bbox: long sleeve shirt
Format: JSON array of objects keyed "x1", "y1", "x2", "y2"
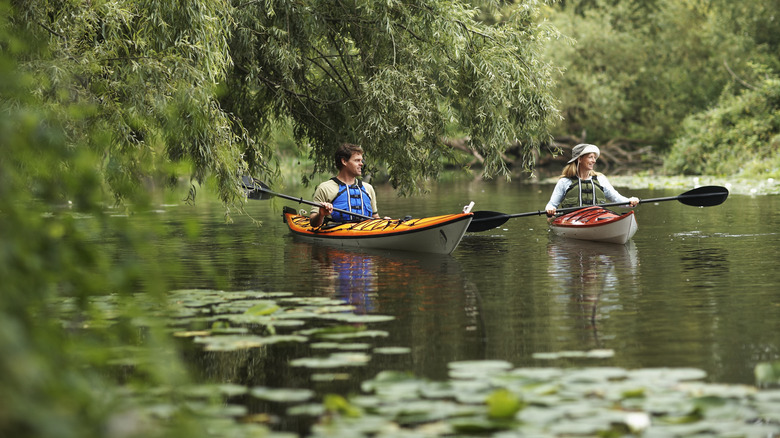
[{"x1": 545, "y1": 175, "x2": 630, "y2": 211}]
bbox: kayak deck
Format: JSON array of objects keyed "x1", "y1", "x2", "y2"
[
  {"x1": 550, "y1": 206, "x2": 638, "y2": 244},
  {"x1": 282, "y1": 208, "x2": 473, "y2": 254}
]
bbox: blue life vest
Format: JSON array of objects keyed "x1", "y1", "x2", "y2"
[{"x1": 329, "y1": 177, "x2": 374, "y2": 222}]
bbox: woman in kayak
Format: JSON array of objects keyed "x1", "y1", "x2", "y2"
[
  {"x1": 310, "y1": 143, "x2": 383, "y2": 227},
  {"x1": 545, "y1": 143, "x2": 639, "y2": 216}
]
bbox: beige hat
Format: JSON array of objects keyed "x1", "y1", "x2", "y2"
[{"x1": 567, "y1": 143, "x2": 600, "y2": 163}]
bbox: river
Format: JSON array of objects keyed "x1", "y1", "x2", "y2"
[{"x1": 143, "y1": 177, "x2": 780, "y2": 433}]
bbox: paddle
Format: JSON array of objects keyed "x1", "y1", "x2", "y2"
[
  {"x1": 467, "y1": 185, "x2": 730, "y2": 233},
  {"x1": 241, "y1": 176, "x2": 374, "y2": 221}
]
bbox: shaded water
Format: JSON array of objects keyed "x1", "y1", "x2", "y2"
[{"x1": 152, "y1": 179, "x2": 779, "y2": 423}]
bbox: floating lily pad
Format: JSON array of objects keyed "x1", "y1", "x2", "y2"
[
  {"x1": 373, "y1": 347, "x2": 411, "y2": 355},
  {"x1": 290, "y1": 352, "x2": 371, "y2": 368},
  {"x1": 318, "y1": 330, "x2": 389, "y2": 340},
  {"x1": 448, "y1": 360, "x2": 513, "y2": 379},
  {"x1": 173, "y1": 330, "x2": 211, "y2": 337},
  {"x1": 280, "y1": 297, "x2": 346, "y2": 306},
  {"x1": 627, "y1": 367, "x2": 708, "y2": 383},
  {"x1": 755, "y1": 361, "x2": 780, "y2": 387},
  {"x1": 532, "y1": 349, "x2": 615, "y2": 360},
  {"x1": 210, "y1": 326, "x2": 249, "y2": 335},
  {"x1": 311, "y1": 342, "x2": 371, "y2": 350},
  {"x1": 287, "y1": 403, "x2": 327, "y2": 416},
  {"x1": 310, "y1": 373, "x2": 352, "y2": 382},
  {"x1": 297, "y1": 325, "x2": 365, "y2": 336},
  {"x1": 250, "y1": 387, "x2": 315, "y2": 403},
  {"x1": 317, "y1": 314, "x2": 395, "y2": 323},
  {"x1": 193, "y1": 334, "x2": 307, "y2": 351},
  {"x1": 185, "y1": 401, "x2": 248, "y2": 418},
  {"x1": 181, "y1": 383, "x2": 248, "y2": 398}
]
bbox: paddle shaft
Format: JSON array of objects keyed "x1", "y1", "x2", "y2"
[
  {"x1": 467, "y1": 185, "x2": 729, "y2": 232},
  {"x1": 509, "y1": 195, "x2": 665, "y2": 219},
  {"x1": 252, "y1": 185, "x2": 374, "y2": 221},
  {"x1": 508, "y1": 188, "x2": 727, "y2": 219}
]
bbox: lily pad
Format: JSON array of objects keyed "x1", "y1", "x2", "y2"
[
  {"x1": 318, "y1": 314, "x2": 395, "y2": 323},
  {"x1": 755, "y1": 361, "x2": 780, "y2": 387},
  {"x1": 373, "y1": 347, "x2": 411, "y2": 355},
  {"x1": 193, "y1": 334, "x2": 307, "y2": 351},
  {"x1": 290, "y1": 352, "x2": 371, "y2": 368},
  {"x1": 250, "y1": 387, "x2": 315, "y2": 403},
  {"x1": 319, "y1": 330, "x2": 389, "y2": 340},
  {"x1": 310, "y1": 342, "x2": 371, "y2": 350}
]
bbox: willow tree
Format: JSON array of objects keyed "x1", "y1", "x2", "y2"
[
  {"x1": 224, "y1": 0, "x2": 561, "y2": 193},
  {"x1": 9, "y1": 0, "x2": 558, "y2": 203},
  {"x1": 10, "y1": 0, "x2": 267, "y2": 207}
]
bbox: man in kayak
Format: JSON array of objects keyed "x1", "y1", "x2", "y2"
[
  {"x1": 310, "y1": 143, "x2": 383, "y2": 227},
  {"x1": 545, "y1": 143, "x2": 639, "y2": 216}
]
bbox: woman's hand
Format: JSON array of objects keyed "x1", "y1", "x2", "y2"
[{"x1": 628, "y1": 197, "x2": 639, "y2": 207}]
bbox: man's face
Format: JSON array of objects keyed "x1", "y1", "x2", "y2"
[{"x1": 343, "y1": 153, "x2": 364, "y2": 176}]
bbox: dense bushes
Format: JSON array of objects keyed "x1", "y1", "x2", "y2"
[
  {"x1": 665, "y1": 71, "x2": 780, "y2": 176},
  {"x1": 543, "y1": 0, "x2": 780, "y2": 176}
]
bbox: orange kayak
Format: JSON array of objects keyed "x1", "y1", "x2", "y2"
[
  {"x1": 282, "y1": 207, "x2": 473, "y2": 254},
  {"x1": 550, "y1": 206, "x2": 638, "y2": 244}
]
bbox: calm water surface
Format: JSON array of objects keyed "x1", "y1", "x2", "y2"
[{"x1": 157, "y1": 179, "x2": 779, "y2": 413}]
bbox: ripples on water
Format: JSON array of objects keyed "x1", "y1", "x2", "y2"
[{"x1": 156, "y1": 182, "x2": 779, "y2": 389}]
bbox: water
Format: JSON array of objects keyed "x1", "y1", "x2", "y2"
[{"x1": 157, "y1": 179, "x2": 780, "y2": 391}]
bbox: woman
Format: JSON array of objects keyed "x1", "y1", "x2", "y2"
[{"x1": 545, "y1": 143, "x2": 639, "y2": 216}]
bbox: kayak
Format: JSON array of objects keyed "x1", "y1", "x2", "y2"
[
  {"x1": 282, "y1": 207, "x2": 473, "y2": 254},
  {"x1": 549, "y1": 206, "x2": 637, "y2": 244}
]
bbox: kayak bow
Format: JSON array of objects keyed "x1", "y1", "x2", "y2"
[{"x1": 549, "y1": 206, "x2": 638, "y2": 244}]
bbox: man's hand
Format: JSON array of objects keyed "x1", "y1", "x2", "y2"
[{"x1": 310, "y1": 202, "x2": 333, "y2": 227}]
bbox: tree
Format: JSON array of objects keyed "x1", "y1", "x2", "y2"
[
  {"x1": 664, "y1": 69, "x2": 780, "y2": 177},
  {"x1": 544, "y1": 0, "x2": 733, "y2": 151},
  {"x1": 9, "y1": 0, "x2": 561, "y2": 203},
  {"x1": 223, "y1": 0, "x2": 561, "y2": 193},
  {"x1": 10, "y1": 0, "x2": 270, "y2": 207}
]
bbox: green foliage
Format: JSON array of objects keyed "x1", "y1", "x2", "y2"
[
  {"x1": 223, "y1": 0, "x2": 561, "y2": 193},
  {"x1": 11, "y1": 0, "x2": 273, "y2": 207},
  {"x1": 543, "y1": 0, "x2": 780, "y2": 164},
  {"x1": 0, "y1": 5, "x2": 232, "y2": 436},
  {"x1": 545, "y1": 0, "x2": 732, "y2": 148},
  {"x1": 664, "y1": 70, "x2": 780, "y2": 176}
]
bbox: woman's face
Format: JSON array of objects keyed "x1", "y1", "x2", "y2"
[{"x1": 578, "y1": 153, "x2": 597, "y2": 173}]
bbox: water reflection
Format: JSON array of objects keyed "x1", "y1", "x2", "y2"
[
  {"x1": 285, "y1": 242, "x2": 487, "y2": 377},
  {"x1": 547, "y1": 239, "x2": 639, "y2": 347},
  {"x1": 307, "y1": 245, "x2": 380, "y2": 313}
]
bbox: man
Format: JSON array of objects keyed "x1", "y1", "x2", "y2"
[{"x1": 310, "y1": 143, "x2": 382, "y2": 227}]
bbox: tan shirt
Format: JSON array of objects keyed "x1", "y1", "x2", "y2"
[{"x1": 310, "y1": 179, "x2": 379, "y2": 217}]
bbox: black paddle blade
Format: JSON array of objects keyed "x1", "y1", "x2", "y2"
[
  {"x1": 467, "y1": 211, "x2": 511, "y2": 232},
  {"x1": 678, "y1": 185, "x2": 729, "y2": 207},
  {"x1": 241, "y1": 176, "x2": 272, "y2": 200}
]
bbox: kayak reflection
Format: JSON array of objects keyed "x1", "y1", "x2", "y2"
[
  {"x1": 309, "y1": 245, "x2": 379, "y2": 313},
  {"x1": 547, "y1": 238, "x2": 639, "y2": 347},
  {"x1": 286, "y1": 242, "x2": 488, "y2": 369}
]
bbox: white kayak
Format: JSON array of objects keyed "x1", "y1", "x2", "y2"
[{"x1": 550, "y1": 206, "x2": 638, "y2": 244}]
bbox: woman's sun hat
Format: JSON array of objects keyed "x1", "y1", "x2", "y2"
[{"x1": 568, "y1": 143, "x2": 600, "y2": 163}]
